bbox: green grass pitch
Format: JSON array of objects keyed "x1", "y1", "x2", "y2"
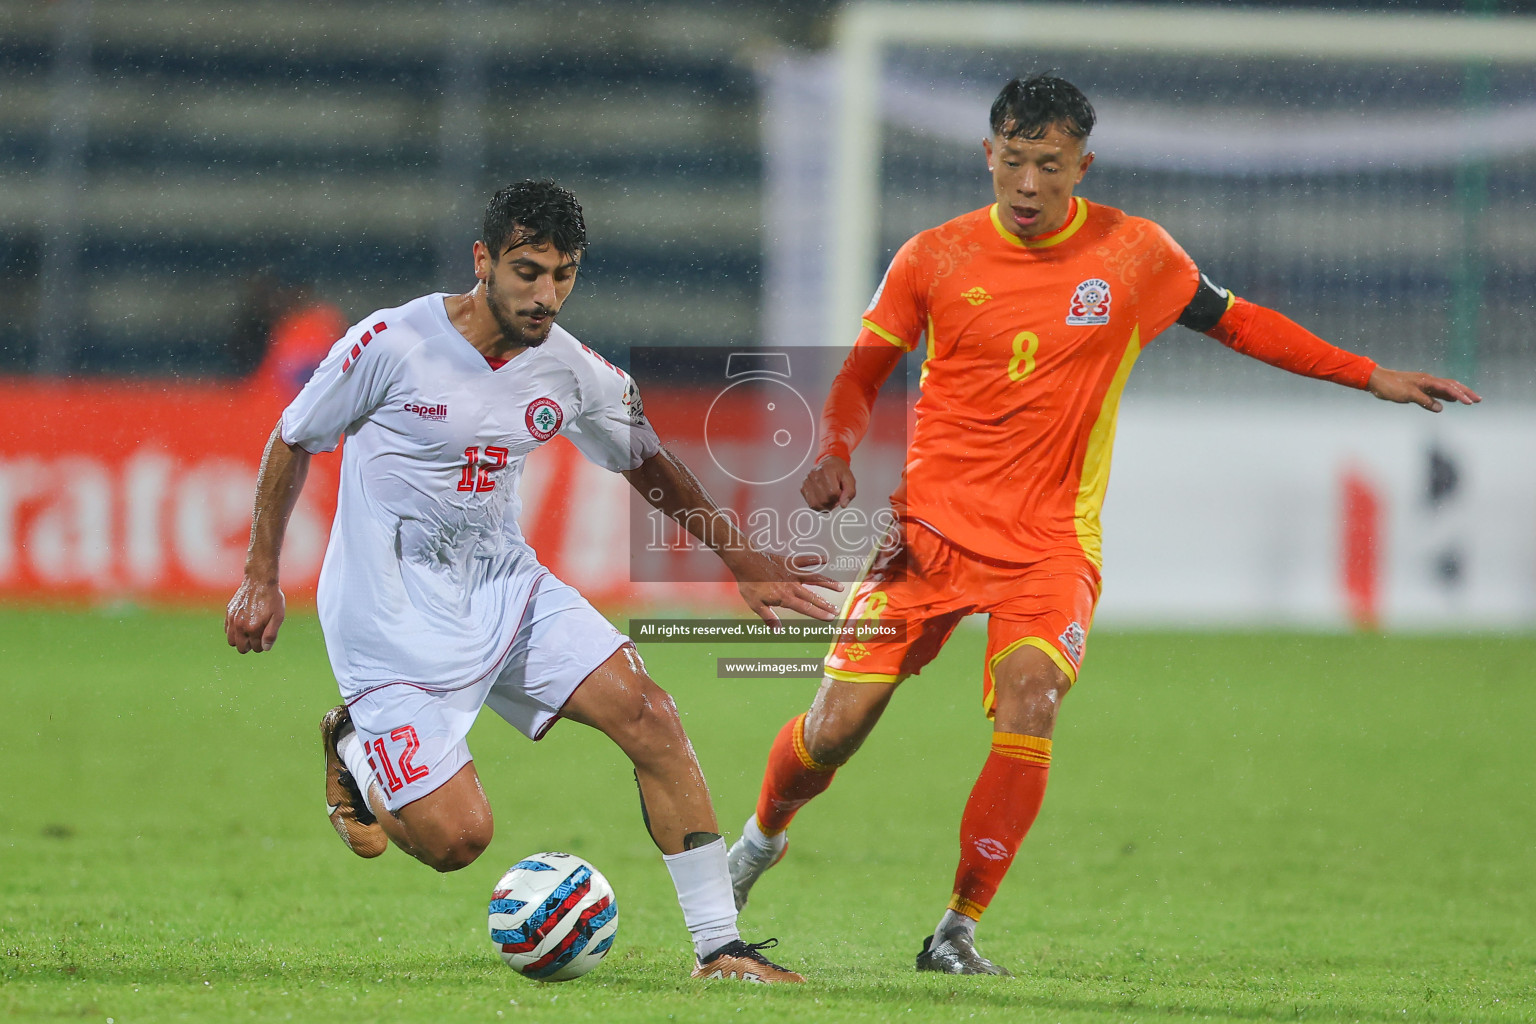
[{"x1": 2, "y1": 606, "x2": 1533, "y2": 1023}]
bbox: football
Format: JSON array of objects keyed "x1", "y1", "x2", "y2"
[{"x1": 487, "y1": 852, "x2": 619, "y2": 982}]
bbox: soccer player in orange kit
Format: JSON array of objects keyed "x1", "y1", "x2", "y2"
[{"x1": 726, "y1": 74, "x2": 1481, "y2": 975}]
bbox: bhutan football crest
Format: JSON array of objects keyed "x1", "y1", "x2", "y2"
[{"x1": 1066, "y1": 278, "x2": 1111, "y2": 326}]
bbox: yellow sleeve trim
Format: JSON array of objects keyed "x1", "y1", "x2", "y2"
[{"x1": 860, "y1": 318, "x2": 911, "y2": 350}]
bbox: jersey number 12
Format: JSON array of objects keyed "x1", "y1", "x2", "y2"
[{"x1": 458, "y1": 446, "x2": 509, "y2": 492}]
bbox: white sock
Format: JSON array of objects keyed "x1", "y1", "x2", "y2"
[
  {"x1": 742, "y1": 813, "x2": 785, "y2": 852},
  {"x1": 933, "y1": 908, "x2": 976, "y2": 944},
  {"x1": 336, "y1": 726, "x2": 378, "y2": 810},
  {"x1": 662, "y1": 838, "x2": 740, "y2": 960}
]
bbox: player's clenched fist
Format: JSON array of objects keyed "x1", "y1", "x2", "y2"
[
  {"x1": 801, "y1": 455, "x2": 857, "y2": 512},
  {"x1": 226, "y1": 578, "x2": 286, "y2": 653}
]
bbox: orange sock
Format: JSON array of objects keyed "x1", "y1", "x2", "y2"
[
  {"x1": 754, "y1": 713, "x2": 839, "y2": 835},
  {"x1": 948, "y1": 732, "x2": 1052, "y2": 920}
]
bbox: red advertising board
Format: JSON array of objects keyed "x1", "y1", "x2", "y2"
[
  {"x1": 0, "y1": 380, "x2": 330, "y2": 603},
  {"x1": 0, "y1": 379, "x2": 750, "y2": 607}
]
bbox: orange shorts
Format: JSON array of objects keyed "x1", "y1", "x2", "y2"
[{"x1": 825, "y1": 521, "x2": 1101, "y2": 717}]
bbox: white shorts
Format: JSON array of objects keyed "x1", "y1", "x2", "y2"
[{"x1": 344, "y1": 572, "x2": 628, "y2": 813}]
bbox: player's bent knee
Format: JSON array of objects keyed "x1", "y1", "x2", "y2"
[
  {"x1": 424, "y1": 833, "x2": 490, "y2": 873},
  {"x1": 416, "y1": 815, "x2": 493, "y2": 872},
  {"x1": 612, "y1": 671, "x2": 680, "y2": 729},
  {"x1": 991, "y1": 655, "x2": 1071, "y2": 735},
  {"x1": 395, "y1": 766, "x2": 494, "y2": 871},
  {"x1": 992, "y1": 679, "x2": 1064, "y2": 721}
]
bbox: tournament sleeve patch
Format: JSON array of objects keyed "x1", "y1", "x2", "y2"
[
  {"x1": 621, "y1": 377, "x2": 646, "y2": 423},
  {"x1": 1177, "y1": 272, "x2": 1237, "y2": 333}
]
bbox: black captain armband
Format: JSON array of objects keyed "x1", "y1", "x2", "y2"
[{"x1": 1176, "y1": 272, "x2": 1236, "y2": 333}]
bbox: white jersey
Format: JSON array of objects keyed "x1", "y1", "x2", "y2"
[{"x1": 280, "y1": 292, "x2": 660, "y2": 695}]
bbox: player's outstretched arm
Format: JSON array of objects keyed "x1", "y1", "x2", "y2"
[
  {"x1": 623, "y1": 447, "x2": 842, "y2": 627},
  {"x1": 1366, "y1": 367, "x2": 1481, "y2": 413},
  {"x1": 226, "y1": 425, "x2": 312, "y2": 653},
  {"x1": 1196, "y1": 293, "x2": 1481, "y2": 411},
  {"x1": 800, "y1": 341, "x2": 905, "y2": 512}
]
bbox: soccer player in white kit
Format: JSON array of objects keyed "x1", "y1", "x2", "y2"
[{"x1": 225, "y1": 181, "x2": 838, "y2": 983}]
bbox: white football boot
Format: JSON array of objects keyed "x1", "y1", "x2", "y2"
[
  {"x1": 725, "y1": 815, "x2": 788, "y2": 911},
  {"x1": 915, "y1": 930, "x2": 1013, "y2": 976}
]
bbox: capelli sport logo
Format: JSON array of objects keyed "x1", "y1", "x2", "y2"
[
  {"x1": 404, "y1": 401, "x2": 448, "y2": 421},
  {"x1": 1066, "y1": 278, "x2": 1111, "y2": 326}
]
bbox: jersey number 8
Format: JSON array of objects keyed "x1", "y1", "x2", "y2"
[{"x1": 1008, "y1": 332, "x2": 1039, "y2": 382}]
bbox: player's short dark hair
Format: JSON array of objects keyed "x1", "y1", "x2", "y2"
[
  {"x1": 990, "y1": 73, "x2": 1096, "y2": 142},
  {"x1": 482, "y1": 180, "x2": 587, "y2": 259}
]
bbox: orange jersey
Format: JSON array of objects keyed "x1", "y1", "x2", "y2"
[{"x1": 858, "y1": 198, "x2": 1201, "y2": 568}]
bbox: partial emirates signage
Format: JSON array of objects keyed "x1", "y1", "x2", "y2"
[{"x1": 0, "y1": 382, "x2": 332, "y2": 600}]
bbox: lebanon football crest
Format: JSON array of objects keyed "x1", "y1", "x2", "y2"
[{"x1": 526, "y1": 397, "x2": 563, "y2": 441}]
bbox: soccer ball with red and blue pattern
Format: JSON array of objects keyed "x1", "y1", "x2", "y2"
[{"x1": 487, "y1": 852, "x2": 618, "y2": 982}]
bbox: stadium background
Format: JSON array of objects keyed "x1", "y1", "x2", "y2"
[
  {"x1": 3, "y1": 0, "x2": 1534, "y2": 627},
  {"x1": 3, "y1": 3, "x2": 1533, "y2": 1022}
]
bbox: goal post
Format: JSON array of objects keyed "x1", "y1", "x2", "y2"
[{"x1": 821, "y1": 2, "x2": 1536, "y2": 394}]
